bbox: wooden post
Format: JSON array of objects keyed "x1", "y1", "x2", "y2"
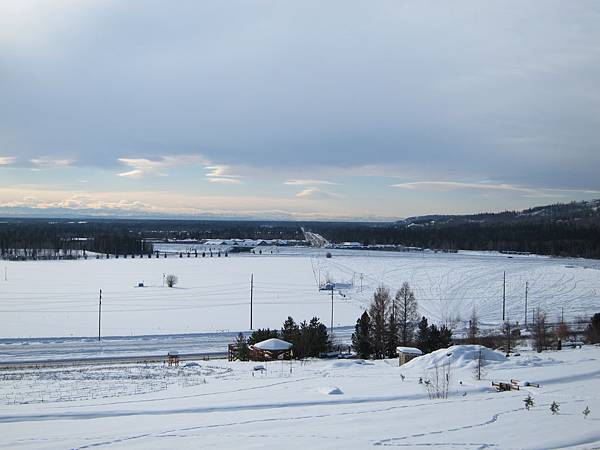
[{"x1": 98, "y1": 289, "x2": 102, "y2": 341}]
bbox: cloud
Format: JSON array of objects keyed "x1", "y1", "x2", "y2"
[
  {"x1": 0, "y1": 156, "x2": 16, "y2": 165},
  {"x1": 284, "y1": 179, "x2": 339, "y2": 186},
  {"x1": 205, "y1": 165, "x2": 241, "y2": 184},
  {"x1": 389, "y1": 180, "x2": 600, "y2": 198},
  {"x1": 117, "y1": 155, "x2": 208, "y2": 178},
  {"x1": 29, "y1": 158, "x2": 74, "y2": 169},
  {"x1": 296, "y1": 187, "x2": 341, "y2": 199}
]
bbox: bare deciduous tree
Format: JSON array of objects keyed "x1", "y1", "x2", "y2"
[
  {"x1": 532, "y1": 309, "x2": 550, "y2": 352},
  {"x1": 424, "y1": 359, "x2": 452, "y2": 399},
  {"x1": 369, "y1": 286, "x2": 390, "y2": 359},
  {"x1": 395, "y1": 282, "x2": 418, "y2": 346},
  {"x1": 166, "y1": 274, "x2": 178, "y2": 288},
  {"x1": 468, "y1": 308, "x2": 479, "y2": 344}
]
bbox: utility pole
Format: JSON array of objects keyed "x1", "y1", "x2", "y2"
[
  {"x1": 330, "y1": 286, "x2": 334, "y2": 338},
  {"x1": 524, "y1": 281, "x2": 528, "y2": 327},
  {"x1": 250, "y1": 273, "x2": 254, "y2": 330},
  {"x1": 360, "y1": 273, "x2": 363, "y2": 292},
  {"x1": 505, "y1": 320, "x2": 511, "y2": 356},
  {"x1": 502, "y1": 271, "x2": 506, "y2": 322},
  {"x1": 98, "y1": 289, "x2": 102, "y2": 341},
  {"x1": 561, "y1": 307, "x2": 564, "y2": 323}
]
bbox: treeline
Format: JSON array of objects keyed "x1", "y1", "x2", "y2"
[
  {"x1": 352, "y1": 283, "x2": 453, "y2": 359},
  {"x1": 0, "y1": 220, "x2": 144, "y2": 258},
  {"x1": 2, "y1": 198, "x2": 600, "y2": 260},
  {"x1": 234, "y1": 316, "x2": 329, "y2": 360},
  {"x1": 310, "y1": 221, "x2": 600, "y2": 259}
]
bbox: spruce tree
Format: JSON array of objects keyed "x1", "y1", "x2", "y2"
[
  {"x1": 416, "y1": 317, "x2": 430, "y2": 353},
  {"x1": 281, "y1": 316, "x2": 300, "y2": 348},
  {"x1": 386, "y1": 309, "x2": 400, "y2": 358},
  {"x1": 234, "y1": 333, "x2": 249, "y2": 361},
  {"x1": 352, "y1": 311, "x2": 373, "y2": 359}
]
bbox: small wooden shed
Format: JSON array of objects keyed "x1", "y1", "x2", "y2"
[
  {"x1": 396, "y1": 346, "x2": 423, "y2": 366},
  {"x1": 167, "y1": 351, "x2": 180, "y2": 366}
]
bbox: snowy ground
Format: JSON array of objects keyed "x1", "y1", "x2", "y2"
[
  {"x1": 1, "y1": 249, "x2": 598, "y2": 340},
  {"x1": 1, "y1": 345, "x2": 599, "y2": 449}
]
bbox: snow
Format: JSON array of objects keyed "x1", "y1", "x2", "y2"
[
  {"x1": 396, "y1": 346, "x2": 423, "y2": 355},
  {"x1": 1, "y1": 248, "x2": 598, "y2": 339},
  {"x1": 403, "y1": 345, "x2": 507, "y2": 371},
  {"x1": 1, "y1": 345, "x2": 599, "y2": 449},
  {"x1": 253, "y1": 338, "x2": 293, "y2": 351}
]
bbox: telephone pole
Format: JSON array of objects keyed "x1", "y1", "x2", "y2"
[
  {"x1": 250, "y1": 273, "x2": 254, "y2": 330},
  {"x1": 98, "y1": 289, "x2": 102, "y2": 341},
  {"x1": 330, "y1": 286, "x2": 334, "y2": 338},
  {"x1": 502, "y1": 271, "x2": 506, "y2": 321},
  {"x1": 524, "y1": 281, "x2": 528, "y2": 327}
]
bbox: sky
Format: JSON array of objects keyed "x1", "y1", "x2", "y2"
[{"x1": 1, "y1": 0, "x2": 599, "y2": 221}]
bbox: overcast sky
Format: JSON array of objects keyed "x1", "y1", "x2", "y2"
[{"x1": 1, "y1": 0, "x2": 599, "y2": 220}]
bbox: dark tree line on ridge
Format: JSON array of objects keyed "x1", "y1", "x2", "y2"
[{"x1": 2, "y1": 198, "x2": 600, "y2": 260}]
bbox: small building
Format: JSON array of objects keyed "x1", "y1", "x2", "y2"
[
  {"x1": 396, "y1": 346, "x2": 423, "y2": 366},
  {"x1": 167, "y1": 351, "x2": 180, "y2": 366},
  {"x1": 250, "y1": 338, "x2": 293, "y2": 361}
]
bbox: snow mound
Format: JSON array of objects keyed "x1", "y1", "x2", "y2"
[
  {"x1": 318, "y1": 386, "x2": 343, "y2": 395},
  {"x1": 402, "y1": 345, "x2": 506, "y2": 372}
]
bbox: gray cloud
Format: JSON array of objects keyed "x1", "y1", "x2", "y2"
[{"x1": 1, "y1": 1, "x2": 599, "y2": 193}]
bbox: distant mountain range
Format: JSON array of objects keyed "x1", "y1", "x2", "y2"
[{"x1": 398, "y1": 199, "x2": 600, "y2": 227}]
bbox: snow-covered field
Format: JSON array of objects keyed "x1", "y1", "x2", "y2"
[
  {"x1": 1, "y1": 345, "x2": 599, "y2": 449},
  {"x1": 1, "y1": 249, "x2": 598, "y2": 339}
]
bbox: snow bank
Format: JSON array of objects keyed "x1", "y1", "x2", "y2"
[{"x1": 402, "y1": 345, "x2": 506, "y2": 372}]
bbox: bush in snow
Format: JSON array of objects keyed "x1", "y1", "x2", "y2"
[
  {"x1": 583, "y1": 406, "x2": 590, "y2": 419},
  {"x1": 165, "y1": 274, "x2": 178, "y2": 288},
  {"x1": 550, "y1": 401, "x2": 560, "y2": 415},
  {"x1": 523, "y1": 395, "x2": 534, "y2": 410}
]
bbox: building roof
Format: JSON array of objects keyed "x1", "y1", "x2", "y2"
[
  {"x1": 253, "y1": 338, "x2": 293, "y2": 351},
  {"x1": 396, "y1": 346, "x2": 423, "y2": 355}
]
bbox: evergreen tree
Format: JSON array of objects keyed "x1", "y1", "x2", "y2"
[
  {"x1": 428, "y1": 324, "x2": 441, "y2": 352},
  {"x1": 281, "y1": 316, "x2": 301, "y2": 348},
  {"x1": 352, "y1": 311, "x2": 373, "y2": 359},
  {"x1": 248, "y1": 328, "x2": 279, "y2": 345},
  {"x1": 386, "y1": 309, "x2": 400, "y2": 358},
  {"x1": 439, "y1": 325, "x2": 453, "y2": 349},
  {"x1": 234, "y1": 332, "x2": 249, "y2": 361},
  {"x1": 369, "y1": 286, "x2": 390, "y2": 359},
  {"x1": 309, "y1": 316, "x2": 329, "y2": 356},
  {"x1": 295, "y1": 317, "x2": 329, "y2": 358},
  {"x1": 396, "y1": 282, "x2": 418, "y2": 346},
  {"x1": 416, "y1": 317, "x2": 430, "y2": 353},
  {"x1": 585, "y1": 313, "x2": 600, "y2": 344}
]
